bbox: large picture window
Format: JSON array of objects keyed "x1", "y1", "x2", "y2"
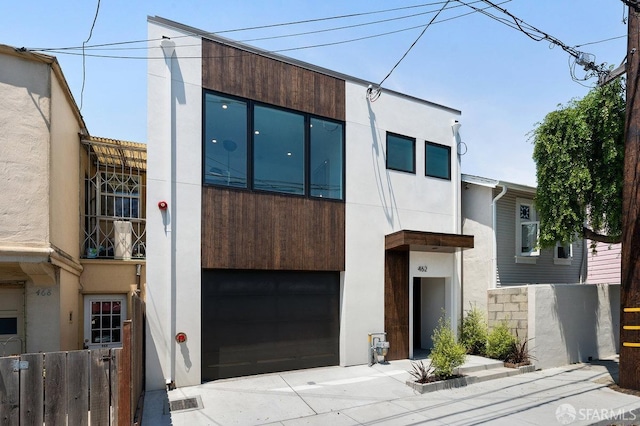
[
  {"x1": 204, "y1": 93, "x2": 248, "y2": 188},
  {"x1": 425, "y1": 142, "x2": 451, "y2": 180},
  {"x1": 386, "y1": 133, "x2": 415, "y2": 173},
  {"x1": 203, "y1": 91, "x2": 345, "y2": 200},
  {"x1": 254, "y1": 106, "x2": 305, "y2": 194}
]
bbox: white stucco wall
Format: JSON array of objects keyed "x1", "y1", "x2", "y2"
[
  {"x1": 0, "y1": 54, "x2": 51, "y2": 246},
  {"x1": 146, "y1": 20, "x2": 463, "y2": 387},
  {"x1": 528, "y1": 284, "x2": 620, "y2": 369},
  {"x1": 49, "y1": 71, "x2": 81, "y2": 257},
  {"x1": 461, "y1": 183, "x2": 494, "y2": 312},
  {"x1": 342, "y1": 81, "x2": 461, "y2": 366},
  {"x1": 146, "y1": 21, "x2": 203, "y2": 390}
]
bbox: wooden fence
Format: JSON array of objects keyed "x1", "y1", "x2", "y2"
[{"x1": 0, "y1": 294, "x2": 145, "y2": 425}]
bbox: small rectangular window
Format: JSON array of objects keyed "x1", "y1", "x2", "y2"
[
  {"x1": 521, "y1": 222, "x2": 539, "y2": 255},
  {"x1": 425, "y1": 142, "x2": 451, "y2": 180},
  {"x1": 386, "y1": 133, "x2": 415, "y2": 173},
  {"x1": 555, "y1": 241, "x2": 573, "y2": 264}
]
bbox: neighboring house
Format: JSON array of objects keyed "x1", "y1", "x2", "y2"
[
  {"x1": 461, "y1": 174, "x2": 586, "y2": 311},
  {"x1": 146, "y1": 16, "x2": 473, "y2": 389},
  {"x1": 0, "y1": 44, "x2": 145, "y2": 356},
  {"x1": 586, "y1": 241, "x2": 621, "y2": 284}
]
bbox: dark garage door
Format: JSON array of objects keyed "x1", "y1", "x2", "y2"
[{"x1": 201, "y1": 270, "x2": 340, "y2": 381}]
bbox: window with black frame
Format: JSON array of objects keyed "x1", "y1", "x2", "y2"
[
  {"x1": 386, "y1": 133, "x2": 415, "y2": 173},
  {"x1": 425, "y1": 141, "x2": 451, "y2": 180},
  {"x1": 203, "y1": 91, "x2": 344, "y2": 200}
]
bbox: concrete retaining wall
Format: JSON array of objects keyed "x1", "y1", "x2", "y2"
[
  {"x1": 528, "y1": 284, "x2": 619, "y2": 369},
  {"x1": 488, "y1": 284, "x2": 619, "y2": 369}
]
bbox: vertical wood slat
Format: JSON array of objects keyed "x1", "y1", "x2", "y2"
[
  {"x1": 0, "y1": 356, "x2": 19, "y2": 426},
  {"x1": 131, "y1": 296, "x2": 144, "y2": 425},
  {"x1": 44, "y1": 352, "x2": 67, "y2": 425},
  {"x1": 111, "y1": 349, "x2": 120, "y2": 426},
  {"x1": 384, "y1": 250, "x2": 410, "y2": 360},
  {"x1": 118, "y1": 320, "x2": 132, "y2": 426},
  {"x1": 202, "y1": 39, "x2": 345, "y2": 121},
  {"x1": 202, "y1": 187, "x2": 345, "y2": 271},
  {"x1": 20, "y1": 353, "x2": 43, "y2": 426},
  {"x1": 90, "y1": 349, "x2": 111, "y2": 426},
  {"x1": 67, "y1": 351, "x2": 89, "y2": 426}
]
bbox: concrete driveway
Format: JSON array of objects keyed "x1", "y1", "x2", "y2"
[{"x1": 142, "y1": 356, "x2": 640, "y2": 425}]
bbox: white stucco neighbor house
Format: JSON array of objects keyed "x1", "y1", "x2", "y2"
[
  {"x1": 0, "y1": 44, "x2": 146, "y2": 356},
  {"x1": 146, "y1": 16, "x2": 474, "y2": 389}
]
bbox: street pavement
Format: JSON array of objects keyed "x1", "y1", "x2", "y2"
[{"x1": 142, "y1": 355, "x2": 640, "y2": 425}]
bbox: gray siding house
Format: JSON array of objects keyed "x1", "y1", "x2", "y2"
[{"x1": 462, "y1": 174, "x2": 586, "y2": 311}]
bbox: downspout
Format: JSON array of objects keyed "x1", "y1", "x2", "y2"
[
  {"x1": 452, "y1": 121, "x2": 462, "y2": 330},
  {"x1": 491, "y1": 185, "x2": 508, "y2": 289}
]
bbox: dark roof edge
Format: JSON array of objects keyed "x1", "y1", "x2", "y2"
[{"x1": 148, "y1": 16, "x2": 462, "y2": 116}]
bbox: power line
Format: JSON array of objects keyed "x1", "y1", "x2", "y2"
[
  {"x1": 37, "y1": 1, "x2": 511, "y2": 61},
  {"x1": 456, "y1": 0, "x2": 611, "y2": 84},
  {"x1": 81, "y1": 0, "x2": 101, "y2": 111},
  {"x1": 26, "y1": 1, "x2": 456, "y2": 53},
  {"x1": 29, "y1": 0, "x2": 490, "y2": 53},
  {"x1": 378, "y1": 0, "x2": 452, "y2": 88}
]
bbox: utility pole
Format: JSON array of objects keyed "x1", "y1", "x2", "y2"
[{"x1": 620, "y1": 2, "x2": 640, "y2": 391}]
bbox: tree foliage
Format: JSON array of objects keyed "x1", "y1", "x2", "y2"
[{"x1": 531, "y1": 79, "x2": 625, "y2": 247}]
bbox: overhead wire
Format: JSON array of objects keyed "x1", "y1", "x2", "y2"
[
  {"x1": 26, "y1": 1, "x2": 458, "y2": 53},
  {"x1": 375, "y1": 0, "x2": 452, "y2": 96},
  {"x1": 37, "y1": 0, "x2": 512, "y2": 61},
  {"x1": 81, "y1": 0, "x2": 101, "y2": 110}
]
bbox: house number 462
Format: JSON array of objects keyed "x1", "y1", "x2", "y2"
[{"x1": 417, "y1": 265, "x2": 428, "y2": 272}]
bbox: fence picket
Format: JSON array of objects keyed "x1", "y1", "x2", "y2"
[
  {"x1": 0, "y1": 356, "x2": 19, "y2": 426},
  {"x1": 44, "y1": 352, "x2": 67, "y2": 425},
  {"x1": 67, "y1": 351, "x2": 89, "y2": 426},
  {"x1": 0, "y1": 293, "x2": 145, "y2": 425},
  {"x1": 90, "y1": 349, "x2": 111, "y2": 426},
  {"x1": 20, "y1": 353, "x2": 44, "y2": 426}
]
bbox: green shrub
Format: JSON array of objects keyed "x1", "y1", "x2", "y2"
[
  {"x1": 486, "y1": 322, "x2": 517, "y2": 361},
  {"x1": 459, "y1": 304, "x2": 488, "y2": 356},
  {"x1": 429, "y1": 316, "x2": 467, "y2": 379}
]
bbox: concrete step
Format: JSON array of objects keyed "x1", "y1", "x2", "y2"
[{"x1": 456, "y1": 358, "x2": 505, "y2": 375}]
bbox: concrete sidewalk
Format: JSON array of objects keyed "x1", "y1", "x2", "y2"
[{"x1": 142, "y1": 356, "x2": 640, "y2": 425}]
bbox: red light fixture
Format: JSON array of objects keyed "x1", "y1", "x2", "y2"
[
  {"x1": 175, "y1": 332, "x2": 187, "y2": 343},
  {"x1": 158, "y1": 201, "x2": 168, "y2": 210}
]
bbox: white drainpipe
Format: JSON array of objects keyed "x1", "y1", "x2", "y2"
[{"x1": 491, "y1": 185, "x2": 508, "y2": 289}]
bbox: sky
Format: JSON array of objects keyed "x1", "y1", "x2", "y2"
[{"x1": 0, "y1": 1, "x2": 629, "y2": 186}]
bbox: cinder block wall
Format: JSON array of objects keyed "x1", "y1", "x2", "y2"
[{"x1": 487, "y1": 286, "x2": 528, "y2": 340}]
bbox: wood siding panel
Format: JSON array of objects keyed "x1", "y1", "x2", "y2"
[
  {"x1": 385, "y1": 250, "x2": 409, "y2": 360},
  {"x1": 202, "y1": 39, "x2": 345, "y2": 121},
  {"x1": 494, "y1": 189, "x2": 584, "y2": 285},
  {"x1": 587, "y1": 241, "x2": 621, "y2": 284},
  {"x1": 202, "y1": 187, "x2": 345, "y2": 271}
]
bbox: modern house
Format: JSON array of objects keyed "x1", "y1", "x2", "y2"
[
  {"x1": 0, "y1": 44, "x2": 146, "y2": 356},
  {"x1": 461, "y1": 174, "x2": 586, "y2": 310},
  {"x1": 146, "y1": 16, "x2": 473, "y2": 389}
]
